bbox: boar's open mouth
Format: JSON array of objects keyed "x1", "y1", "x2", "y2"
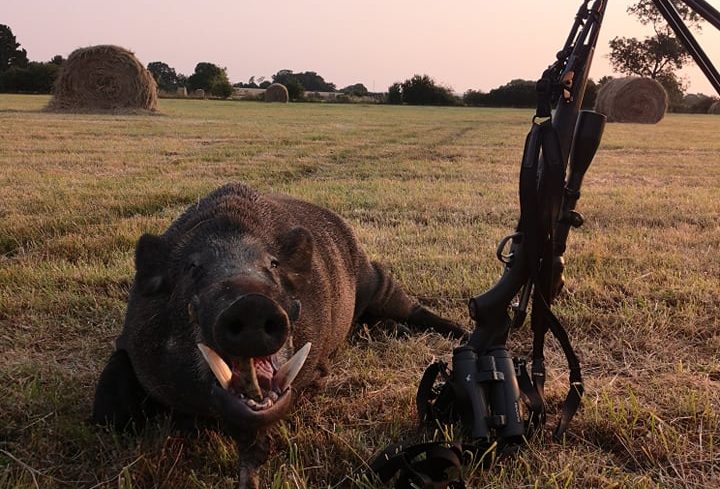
[{"x1": 197, "y1": 342, "x2": 311, "y2": 417}]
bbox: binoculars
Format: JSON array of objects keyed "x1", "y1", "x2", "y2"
[{"x1": 450, "y1": 345, "x2": 525, "y2": 443}]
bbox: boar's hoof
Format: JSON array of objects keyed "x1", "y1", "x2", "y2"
[{"x1": 237, "y1": 466, "x2": 259, "y2": 489}]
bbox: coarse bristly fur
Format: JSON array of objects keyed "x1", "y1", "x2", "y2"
[{"x1": 92, "y1": 182, "x2": 466, "y2": 488}]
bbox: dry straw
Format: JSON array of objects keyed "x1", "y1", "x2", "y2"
[
  {"x1": 708, "y1": 101, "x2": 720, "y2": 114},
  {"x1": 46, "y1": 45, "x2": 157, "y2": 113},
  {"x1": 265, "y1": 83, "x2": 289, "y2": 103},
  {"x1": 595, "y1": 77, "x2": 668, "y2": 123}
]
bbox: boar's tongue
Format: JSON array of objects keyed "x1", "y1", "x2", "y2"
[{"x1": 197, "y1": 343, "x2": 311, "y2": 409}]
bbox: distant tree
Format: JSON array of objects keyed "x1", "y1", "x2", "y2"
[
  {"x1": 210, "y1": 78, "x2": 233, "y2": 98},
  {"x1": 464, "y1": 78, "x2": 597, "y2": 108},
  {"x1": 390, "y1": 74, "x2": 457, "y2": 106},
  {"x1": 0, "y1": 25, "x2": 29, "y2": 72},
  {"x1": 466, "y1": 79, "x2": 535, "y2": 107},
  {"x1": 49, "y1": 55, "x2": 65, "y2": 66},
  {"x1": 597, "y1": 75, "x2": 614, "y2": 88},
  {"x1": 147, "y1": 61, "x2": 183, "y2": 91},
  {"x1": 581, "y1": 78, "x2": 598, "y2": 109},
  {"x1": 187, "y1": 62, "x2": 233, "y2": 98},
  {"x1": 680, "y1": 92, "x2": 716, "y2": 113},
  {"x1": 235, "y1": 75, "x2": 269, "y2": 89},
  {"x1": 341, "y1": 83, "x2": 368, "y2": 97},
  {"x1": 628, "y1": 0, "x2": 701, "y2": 29},
  {"x1": 608, "y1": 35, "x2": 690, "y2": 79},
  {"x1": 272, "y1": 70, "x2": 296, "y2": 87},
  {"x1": 462, "y1": 89, "x2": 486, "y2": 106},
  {"x1": 0, "y1": 61, "x2": 59, "y2": 93},
  {"x1": 656, "y1": 71, "x2": 686, "y2": 110},
  {"x1": 272, "y1": 69, "x2": 335, "y2": 92},
  {"x1": 387, "y1": 83, "x2": 402, "y2": 104},
  {"x1": 608, "y1": 0, "x2": 701, "y2": 101},
  {"x1": 259, "y1": 80, "x2": 271, "y2": 89},
  {"x1": 283, "y1": 78, "x2": 305, "y2": 101}
]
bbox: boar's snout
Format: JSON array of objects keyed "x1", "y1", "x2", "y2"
[{"x1": 215, "y1": 294, "x2": 290, "y2": 358}]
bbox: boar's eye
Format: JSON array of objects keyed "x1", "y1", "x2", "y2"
[
  {"x1": 185, "y1": 255, "x2": 204, "y2": 276},
  {"x1": 270, "y1": 258, "x2": 280, "y2": 269}
]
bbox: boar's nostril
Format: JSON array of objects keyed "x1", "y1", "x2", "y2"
[
  {"x1": 214, "y1": 294, "x2": 289, "y2": 357},
  {"x1": 264, "y1": 316, "x2": 284, "y2": 338}
]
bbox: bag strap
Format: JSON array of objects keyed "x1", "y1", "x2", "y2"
[
  {"x1": 369, "y1": 442, "x2": 465, "y2": 489},
  {"x1": 416, "y1": 360, "x2": 449, "y2": 424}
]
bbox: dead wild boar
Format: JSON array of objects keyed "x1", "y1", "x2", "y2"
[{"x1": 92, "y1": 183, "x2": 465, "y2": 487}]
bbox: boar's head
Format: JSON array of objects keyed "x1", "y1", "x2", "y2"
[{"x1": 122, "y1": 214, "x2": 314, "y2": 433}]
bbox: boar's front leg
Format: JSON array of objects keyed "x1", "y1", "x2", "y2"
[
  {"x1": 211, "y1": 385, "x2": 293, "y2": 489},
  {"x1": 218, "y1": 424, "x2": 270, "y2": 489},
  {"x1": 91, "y1": 349, "x2": 164, "y2": 431},
  {"x1": 356, "y1": 262, "x2": 467, "y2": 340}
]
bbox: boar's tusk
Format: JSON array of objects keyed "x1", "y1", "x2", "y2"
[
  {"x1": 197, "y1": 343, "x2": 232, "y2": 390},
  {"x1": 273, "y1": 342, "x2": 311, "y2": 393}
]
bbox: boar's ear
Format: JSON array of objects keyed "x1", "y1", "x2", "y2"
[
  {"x1": 135, "y1": 233, "x2": 169, "y2": 296},
  {"x1": 278, "y1": 226, "x2": 314, "y2": 273}
]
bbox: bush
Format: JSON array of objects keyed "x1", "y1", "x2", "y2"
[
  {"x1": 462, "y1": 89, "x2": 485, "y2": 106},
  {"x1": 210, "y1": 79, "x2": 233, "y2": 98},
  {"x1": 341, "y1": 83, "x2": 368, "y2": 97},
  {"x1": 656, "y1": 72, "x2": 685, "y2": 111},
  {"x1": 386, "y1": 75, "x2": 458, "y2": 106},
  {"x1": 387, "y1": 83, "x2": 402, "y2": 104},
  {"x1": 187, "y1": 62, "x2": 232, "y2": 98},
  {"x1": 272, "y1": 70, "x2": 335, "y2": 92},
  {"x1": 283, "y1": 78, "x2": 305, "y2": 101},
  {"x1": 678, "y1": 93, "x2": 716, "y2": 113},
  {"x1": 0, "y1": 62, "x2": 59, "y2": 93},
  {"x1": 147, "y1": 61, "x2": 183, "y2": 92},
  {"x1": 402, "y1": 75, "x2": 458, "y2": 105},
  {"x1": 581, "y1": 78, "x2": 598, "y2": 109},
  {"x1": 464, "y1": 78, "x2": 599, "y2": 109},
  {"x1": 484, "y1": 79, "x2": 536, "y2": 107}
]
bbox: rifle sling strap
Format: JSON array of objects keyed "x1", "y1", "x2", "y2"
[{"x1": 518, "y1": 119, "x2": 584, "y2": 439}]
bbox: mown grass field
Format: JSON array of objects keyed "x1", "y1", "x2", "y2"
[{"x1": 1, "y1": 94, "x2": 718, "y2": 488}]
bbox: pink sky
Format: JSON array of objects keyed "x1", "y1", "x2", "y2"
[{"x1": 5, "y1": 0, "x2": 720, "y2": 95}]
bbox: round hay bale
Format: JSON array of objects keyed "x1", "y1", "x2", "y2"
[
  {"x1": 264, "y1": 83, "x2": 289, "y2": 103},
  {"x1": 708, "y1": 101, "x2": 720, "y2": 114},
  {"x1": 195, "y1": 88, "x2": 205, "y2": 98},
  {"x1": 177, "y1": 86, "x2": 187, "y2": 97},
  {"x1": 594, "y1": 77, "x2": 667, "y2": 123},
  {"x1": 47, "y1": 45, "x2": 157, "y2": 113}
]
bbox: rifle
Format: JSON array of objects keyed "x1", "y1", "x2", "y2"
[
  {"x1": 371, "y1": 1, "x2": 720, "y2": 486},
  {"x1": 424, "y1": 0, "x2": 609, "y2": 446}
]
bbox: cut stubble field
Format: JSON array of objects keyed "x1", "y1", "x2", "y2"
[{"x1": 0, "y1": 95, "x2": 718, "y2": 488}]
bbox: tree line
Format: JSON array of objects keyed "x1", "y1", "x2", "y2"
[
  {"x1": 2, "y1": 0, "x2": 717, "y2": 111},
  {"x1": 0, "y1": 25, "x2": 368, "y2": 102},
  {"x1": 0, "y1": 25, "x2": 63, "y2": 93}
]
